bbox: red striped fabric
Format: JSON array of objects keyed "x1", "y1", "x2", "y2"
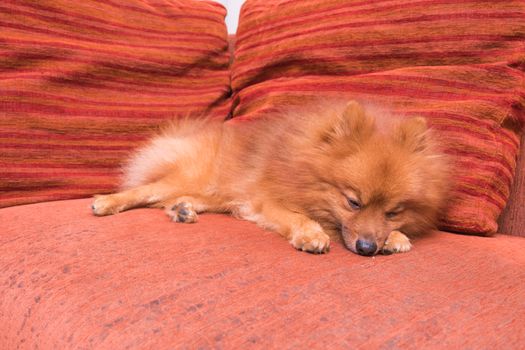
[
  {"x1": 232, "y1": 0, "x2": 525, "y2": 92},
  {"x1": 0, "y1": 0, "x2": 231, "y2": 208},
  {"x1": 231, "y1": 0, "x2": 525, "y2": 235}
]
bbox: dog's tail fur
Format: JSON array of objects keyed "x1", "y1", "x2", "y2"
[{"x1": 121, "y1": 117, "x2": 223, "y2": 189}]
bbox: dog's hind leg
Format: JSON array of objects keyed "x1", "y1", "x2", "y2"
[
  {"x1": 163, "y1": 195, "x2": 229, "y2": 224},
  {"x1": 91, "y1": 179, "x2": 177, "y2": 216},
  {"x1": 167, "y1": 201, "x2": 199, "y2": 223},
  {"x1": 164, "y1": 196, "x2": 204, "y2": 224}
]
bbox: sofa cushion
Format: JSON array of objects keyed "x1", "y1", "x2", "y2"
[
  {"x1": 0, "y1": 0, "x2": 231, "y2": 209},
  {"x1": 230, "y1": 0, "x2": 525, "y2": 236},
  {"x1": 1, "y1": 198, "x2": 524, "y2": 348},
  {"x1": 232, "y1": 0, "x2": 525, "y2": 91}
]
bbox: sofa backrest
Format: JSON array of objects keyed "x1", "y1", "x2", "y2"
[
  {"x1": 0, "y1": 0, "x2": 231, "y2": 209},
  {"x1": 498, "y1": 133, "x2": 525, "y2": 237}
]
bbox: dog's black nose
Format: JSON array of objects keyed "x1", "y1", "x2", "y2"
[{"x1": 356, "y1": 239, "x2": 377, "y2": 256}]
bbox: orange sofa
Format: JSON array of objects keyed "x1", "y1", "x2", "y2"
[
  {"x1": 1, "y1": 159, "x2": 525, "y2": 348},
  {"x1": 1, "y1": 0, "x2": 525, "y2": 348}
]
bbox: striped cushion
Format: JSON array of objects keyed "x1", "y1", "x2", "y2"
[
  {"x1": 232, "y1": 0, "x2": 525, "y2": 92},
  {"x1": 231, "y1": 0, "x2": 525, "y2": 235},
  {"x1": 0, "y1": 0, "x2": 231, "y2": 208}
]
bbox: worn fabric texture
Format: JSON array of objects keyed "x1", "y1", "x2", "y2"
[
  {"x1": 1, "y1": 198, "x2": 525, "y2": 349},
  {"x1": 0, "y1": 0, "x2": 231, "y2": 208},
  {"x1": 231, "y1": 0, "x2": 525, "y2": 236}
]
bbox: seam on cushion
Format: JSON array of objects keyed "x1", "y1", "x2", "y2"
[{"x1": 503, "y1": 55, "x2": 525, "y2": 130}]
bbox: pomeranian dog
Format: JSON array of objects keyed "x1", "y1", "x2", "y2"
[{"x1": 92, "y1": 100, "x2": 449, "y2": 256}]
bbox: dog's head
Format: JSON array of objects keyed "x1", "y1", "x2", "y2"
[{"x1": 308, "y1": 101, "x2": 450, "y2": 256}]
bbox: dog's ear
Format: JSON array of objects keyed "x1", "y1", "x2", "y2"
[
  {"x1": 325, "y1": 100, "x2": 375, "y2": 141},
  {"x1": 395, "y1": 117, "x2": 429, "y2": 152},
  {"x1": 343, "y1": 101, "x2": 376, "y2": 138}
]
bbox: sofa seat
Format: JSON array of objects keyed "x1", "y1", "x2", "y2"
[{"x1": 1, "y1": 199, "x2": 524, "y2": 349}]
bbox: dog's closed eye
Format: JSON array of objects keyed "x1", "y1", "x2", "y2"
[
  {"x1": 385, "y1": 206, "x2": 404, "y2": 219},
  {"x1": 347, "y1": 198, "x2": 361, "y2": 210}
]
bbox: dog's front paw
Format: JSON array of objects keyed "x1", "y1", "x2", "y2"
[
  {"x1": 166, "y1": 202, "x2": 198, "y2": 223},
  {"x1": 382, "y1": 230, "x2": 412, "y2": 255},
  {"x1": 290, "y1": 221, "x2": 330, "y2": 254},
  {"x1": 91, "y1": 195, "x2": 121, "y2": 216}
]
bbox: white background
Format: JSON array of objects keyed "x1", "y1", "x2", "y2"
[{"x1": 213, "y1": 0, "x2": 246, "y2": 33}]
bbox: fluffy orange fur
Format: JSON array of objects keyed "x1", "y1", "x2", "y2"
[{"x1": 92, "y1": 100, "x2": 449, "y2": 256}]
